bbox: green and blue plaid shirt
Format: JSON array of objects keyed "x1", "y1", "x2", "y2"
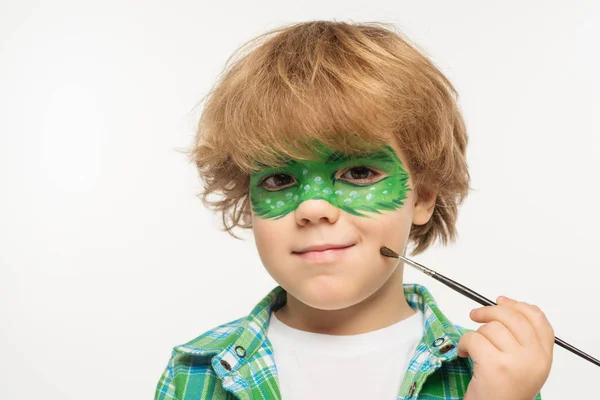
[{"x1": 155, "y1": 283, "x2": 543, "y2": 399}]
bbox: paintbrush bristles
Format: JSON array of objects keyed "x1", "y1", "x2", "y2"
[{"x1": 380, "y1": 246, "x2": 399, "y2": 258}]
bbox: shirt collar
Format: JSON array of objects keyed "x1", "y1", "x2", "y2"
[{"x1": 173, "y1": 283, "x2": 462, "y2": 368}]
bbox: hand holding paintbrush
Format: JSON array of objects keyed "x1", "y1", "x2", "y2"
[{"x1": 380, "y1": 245, "x2": 600, "y2": 368}]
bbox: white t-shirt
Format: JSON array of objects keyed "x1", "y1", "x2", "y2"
[{"x1": 266, "y1": 309, "x2": 424, "y2": 400}]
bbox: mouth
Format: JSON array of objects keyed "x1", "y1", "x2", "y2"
[{"x1": 292, "y1": 243, "x2": 355, "y2": 263}]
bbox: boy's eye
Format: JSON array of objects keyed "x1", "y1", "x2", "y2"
[
  {"x1": 259, "y1": 173, "x2": 296, "y2": 191},
  {"x1": 339, "y1": 166, "x2": 382, "y2": 183}
]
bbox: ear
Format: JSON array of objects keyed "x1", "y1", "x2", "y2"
[{"x1": 412, "y1": 187, "x2": 437, "y2": 226}]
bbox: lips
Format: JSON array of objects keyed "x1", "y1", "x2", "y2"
[
  {"x1": 293, "y1": 243, "x2": 355, "y2": 253},
  {"x1": 293, "y1": 243, "x2": 355, "y2": 263}
]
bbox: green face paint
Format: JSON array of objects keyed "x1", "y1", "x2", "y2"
[{"x1": 249, "y1": 143, "x2": 412, "y2": 220}]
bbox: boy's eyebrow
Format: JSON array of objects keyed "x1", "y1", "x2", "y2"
[
  {"x1": 325, "y1": 150, "x2": 393, "y2": 164},
  {"x1": 325, "y1": 152, "x2": 350, "y2": 164}
]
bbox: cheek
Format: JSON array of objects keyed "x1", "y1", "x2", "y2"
[
  {"x1": 252, "y1": 217, "x2": 289, "y2": 255},
  {"x1": 357, "y1": 206, "x2": 414, "y2": 245}
]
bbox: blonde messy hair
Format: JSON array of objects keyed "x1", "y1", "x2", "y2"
[{"x1": 185, "y1": 20, "x2": 471, "y2": 255}]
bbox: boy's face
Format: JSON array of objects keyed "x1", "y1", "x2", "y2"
[{"x1": 249, "y1": 140, "x2": 435, "y2": 312}]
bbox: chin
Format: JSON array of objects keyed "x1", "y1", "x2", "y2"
[{"x1": 293, "y1": 277, "x2": 368, "y2": 311}]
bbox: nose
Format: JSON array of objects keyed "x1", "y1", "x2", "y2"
[{"x1": 295, "y1": 199, "x2": 341, "y2": 226}]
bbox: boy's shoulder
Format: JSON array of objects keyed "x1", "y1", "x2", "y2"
[
  {"x1": 155, "y1": 317, "x2": 249, "y2": 400},
  {"x1": 155, "y1": 288, "x2": 284, "y2": 400}
]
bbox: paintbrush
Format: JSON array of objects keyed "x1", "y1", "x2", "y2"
[{"x1": 380, "y1": 245, "x2": 600, "y2": 367}]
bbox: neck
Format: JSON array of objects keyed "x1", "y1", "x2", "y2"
[{"x1": 273, "y1": 267, "x2": 415, "y2": 335}]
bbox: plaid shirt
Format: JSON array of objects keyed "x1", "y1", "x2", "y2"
[{"x1": 155, "y1": 283, "x2": 543, "y2": 399}]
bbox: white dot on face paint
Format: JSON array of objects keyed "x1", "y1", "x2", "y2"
[
  {"x1": 370, "y1": 186, "x2": 376, "y2": 191},
  {"x1": 265, "y1": 199, "x2": 271, "y2": 204},
  {"x1": 303, "y1": 169, "x2": 308, "y2": 175},
  {"x1": 271, "y1": 205, "x2": 275, "y2": 209},
  {"x1": 344, "y1": 198, "x2": 352, "y2": 203},
  {"x1": 323, "y1": 187, "x2": 332, "y2": 195},
  {"x1": 314, "y1": 176, "x2": 323, "y2": 184},
  {"x1": 349, "y1": 191, "x2": 358, "y2": 197},
  {"x1": 293, "y1": 195, "x2": 298, "y2": 201},
  {"x1": 383, "y1": 190, "x2": 388, "y2": 194},
  {"x1": 285, "y1": 192, "x2": 292, "y2": 199},
  {"x1": 335, "y1": 190, "x2": 343, "y2": 195},
  {"x1": 304, "y1": 185, "x2": 311, "y2": 191},
  {"x1": 276, "y1": 200, "x2": 284, "y2": 207},
  {"x1": 366, "y1": 193, "x2": 373, "y2": 201}
]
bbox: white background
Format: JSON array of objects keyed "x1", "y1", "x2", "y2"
[{"x1": 1, "y1": 0, "x2": 599, "y2": 398}]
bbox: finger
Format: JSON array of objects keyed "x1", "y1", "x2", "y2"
[
  {"x1": 470, "y1": 304, "x2": 538, "y2": 348},
  {"x1": 497, "y1": 296, "x2": 517, "y2": 306},
  {"x1": 499, "y1": 296, "x2": 555, "y2": 357},
  {"x1": 475, "y1": 320, "x2": 521, "y2": 353},
  {"x1": 457, "y1": 331, "x2": 499, "y2": 362}
]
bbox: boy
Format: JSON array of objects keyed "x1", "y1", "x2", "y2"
[{"x1": 155, "y1": 21, "x2": 553, "y2": 399}]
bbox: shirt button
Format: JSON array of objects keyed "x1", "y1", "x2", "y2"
[
  {"x1": 432, "y1": 337, "x2": 445, "y2": 347},
  {"x1": 220, "y1": 359, "x2": 232, "y2": 371},
  {"x1": 408, "y1": 382, "x2": 416, "y2": 397},
  {"x1": 439, "y1": 343, "x2": 456, "y2": 354},
  {"x1": 235, "y1": 345, "x2": 247, "y2": 358}
]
